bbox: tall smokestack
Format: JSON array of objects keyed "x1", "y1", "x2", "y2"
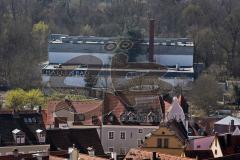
[{"x1": 149, "y1": 19, "x2": 155, "y2": 62}]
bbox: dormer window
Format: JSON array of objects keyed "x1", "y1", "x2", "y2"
[
  {"x1": 12, "y1": 129, "x2": 25, "y2": 145},
  {"x1": 92, "y1": 116, "x2": 99, "y2": 125},
  {"x1": 120, "y1": 112, "x2": 127, "y2": 123},
  {"x1": 128, "y1": 112, "x2": 136, "y2": 122},
  {"x1": 147, "y1": 112, "x2": 155, "y2": 123},
  {"x1": 36, "y1": 129, "x2": 46, "y2": 143}
]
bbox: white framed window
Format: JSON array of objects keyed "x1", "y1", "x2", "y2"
[
  {"x1": 120, "y1": 131, "x2": 126, "y2": 140},
  {"x1": 109, "y1": 147, "x2": 114, "y2": 152},
  {"x1": 120, "y1": 148, "x2": 126, "y2": 155},
  {"x1": 138, "y1": 129, "x2": 143, "y2": 133},
  {"x1": 108, "y1": 131, "x2": 114, "y2": 140},
  {"x1": 16, "y1": 135, "x2": 25, "y2": 144}
]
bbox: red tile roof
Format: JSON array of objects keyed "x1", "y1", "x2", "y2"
[
  {"x1": 103, "y1": 93, "x2": 126, "y2": 124},
  {"x1": 49, "y1": 153, "x2": 108, "y2": 160},
  {"x1": 186, "y1": 136, "x2": 215, "y2": 151},
  {"x1": 46, "y1": 99, "x2": 103, "y2": 126},
  {"x1": 125, "y1": 148, "x2": 194, "y2": 160}
]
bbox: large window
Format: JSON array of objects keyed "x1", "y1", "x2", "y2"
[
  {"x1": 120, "y1": 148, "x2": 126, "y2": 155},
  {"x1": 157, "y1": 138, "x2": 169, "y2": 148},
  {"x1": 120, "y1": 132, "x2": 126, "y2": 140},
  {"x1": 157, "y1": 138, "x2": 162, "y2": 148},
  {"x1": 108, "y1": 131, "x2": 114, "y2": 140},
  {"x1": 164, "y1": 138, "x2": 169, "y2": 148},
  {"x1": 16, "y1": 135, "x2": 25, "y2": 144}
]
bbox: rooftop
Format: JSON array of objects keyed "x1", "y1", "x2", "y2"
[
  {"x1": 124, "y1": 148, "x2": 194, "y2": 160},
  {"x1": 48, "y1": 34, "x2": 194, "y2": 55},
  {"x1": 46, "y1": 128, "x2": 105, "y2": 156},
  {"x1": 0, "y1": 111, "x2": 46, "y2": 146},
  {"x1": 186, "y1": 136, "x2": 215, "y2": 151},
  {"x1": 215, "y1": 116, "x2": 240, "y2": 125}
]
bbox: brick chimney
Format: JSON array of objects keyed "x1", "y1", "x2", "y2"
[
  {"x1": 149, "y1": 19, "x2": 155, "y2": 62},
  {"x1": 159, "y1": 96, "x2": 165, "y2": 121}
]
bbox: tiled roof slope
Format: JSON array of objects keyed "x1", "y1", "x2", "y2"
[
  {"x1": 124, "y1": 148, "x2": 194, "y2": 160},
  {"x1": 103, "y1": 93, "x2": 126, "y2": 124},
  {"x1": 0, "y1": 154, "x2": 48, "y2": 160},
  {"x1": 46, "y1": 99, "x2": 103, "y2": 126},
  {"x1": 46, "y1": 128, "x2": 105, "y2": 156},
  {"x1": 215, "y1": 116, "x2": 240, "y2": 125},
  {"x1": 185, "y1": 136, "x2": 215, "y2": 159},
  {"x1": 167, "y1": 119, "x2": 188, "y2": 143},
  {"x1": 0, "y1": 111, "x2": 46, "y2": 146},
  {"x1": 187, "y1": 136, "x2": 214, "y2": 150}
]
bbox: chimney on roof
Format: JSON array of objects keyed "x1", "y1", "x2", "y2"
[
  {"x1": 231, "y1": 119, "x2": 235, "y2": 132},
  {"x1": 152, "y1": 152, "x2": 158, "y2": 160},
  {"x1": 38, "y1": 106, "x2": 42, "y2": 113},
  {"x1": 149, "y1": 19, "x2": 155, "y2": 62},
  {"x1": 87, "y1": 146, "x2": 95, "y2": 157},
  {"x1": 225, "y1": 133, "x2": 232, "y2": 147},
  {"x1": 69, "y1": 144, "x2": 79, "y2": 160},
  {"x1": 159, "y1": 96, "x2": 165, "y2": 121},
  {"x1": 12, "y1": 149, "x2": 19, "y2": 158}
]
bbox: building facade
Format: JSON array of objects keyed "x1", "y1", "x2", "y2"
[
  {"x1": 100, "y1": 125, "x2": 158, "y2": 155},
  {"x1": 42, "y1": 34, "x2": 195, "y2": 88}
]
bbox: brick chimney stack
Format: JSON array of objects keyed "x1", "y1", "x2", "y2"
[{"x1": 149, "y1": 19, "x2": 155, "y2": 62}]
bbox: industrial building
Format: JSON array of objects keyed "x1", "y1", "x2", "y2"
[{"x1": 42, "y1": 33, "x2": 194, "y2": 89}]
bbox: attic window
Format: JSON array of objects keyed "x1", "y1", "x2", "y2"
[
  {"x1": 92, "y1": 116, "x2": 98, "y2": 124},
  {"x1": 12, "y1": 129, "x2": 25, "y2": 144},
  {"x1": 162, "y1": 132, "x2": 165, "y2": 135},
  {"x1": 36, "y1": 129, "x2": 45, "y2": 143},
  {"x1": 24, "y1": 118, "x2": 28, "y2": 123},
  {"x1": 28, "y1": 118, "x2": 32, "y2": 123},
  {"x1": 24, "y1": 117, "x2": 37, "y2": 123},
  {"x1": 32, "y1": 118, "x2": 36, "y2": 123}
]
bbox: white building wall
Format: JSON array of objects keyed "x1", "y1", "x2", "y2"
[
  {"x1": 42, "y1": 75, "x2": 193, "y2": 88},
  {"x1": 154, "y1": 55, "x2": 193, "y2": 66},
  {"x1": 159, "y1": 77, "x2": 194, "y2": 87},
  {"x1": 49, "y1": 52, "x2": 193, "y2": 67},
  {"x1": 49, "y1": 52, "x2": 112, "y2": 65},
  {"x1": 100, "y1": 125, "x2": 158, "y2": 155}
]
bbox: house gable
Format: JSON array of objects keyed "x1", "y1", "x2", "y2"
[
  {"x1": 142, "y1": 124, "x2": 185, "y2": 156},
  {"x1": 210, "y1": 136, "x2": 223, "y2": 158}
]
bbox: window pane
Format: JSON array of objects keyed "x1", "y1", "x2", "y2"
[
  {"x1": 120, "y1": 132, "x2": 125, "y2": 139},
  {"x1": 157, "y1": 138, "x2": 162, "y2": 148},
  {"x1": 109, "y1": 132, "x2": 114, "y2": 139},
  {"x1": 164, "y1": 139, "x2": 169, "y2": 148}
]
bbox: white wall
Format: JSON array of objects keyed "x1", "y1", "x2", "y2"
[
  {"x1": 154, "y1": 55, "x2": 193, "y2": 66},
  {"x1": 100, "y1": 125, "x2": 158, "y2": 155},
  {"x1": 49, "y1": 52, "x2": 112, "y2": 65},
  {"x1": 49, "y1": 52, "x2": 193, "y2": 67},
  {"x1": 42, "y1": 75, "x2": 193, "y2": 88}
]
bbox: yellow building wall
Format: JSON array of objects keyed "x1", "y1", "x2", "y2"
[{"x1": 142, "y1": 126, "x2": 184, "y2": 156}]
